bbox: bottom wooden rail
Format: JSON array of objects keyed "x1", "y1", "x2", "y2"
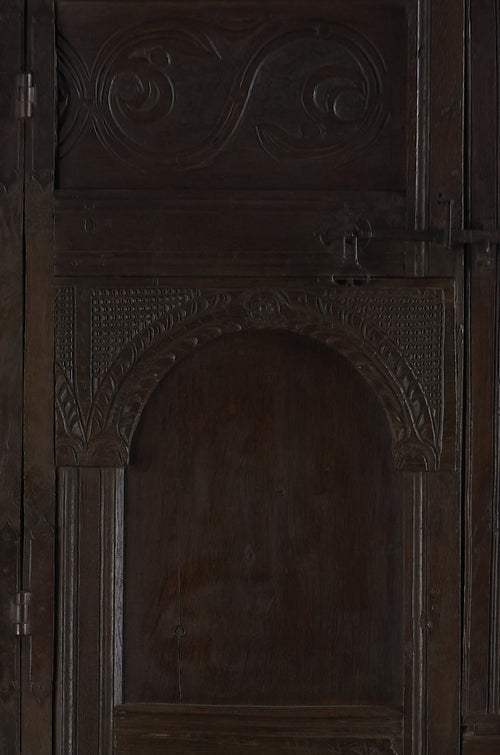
[{"x1": 114, "y1": 705, "x2": 403, "y2": 754}]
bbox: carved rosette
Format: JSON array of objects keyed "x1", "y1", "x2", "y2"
[{"x1": 55, "y1": 285, "x2": 447, "y2": 471}]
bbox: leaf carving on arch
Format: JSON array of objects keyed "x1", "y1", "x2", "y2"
[{"x1": 55, "y1": 286, "x2": 446, "y2": 470}]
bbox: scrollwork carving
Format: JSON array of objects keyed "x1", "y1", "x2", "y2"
[
  {"x1": 55, "y1": 286, "x2": 447, "y2": 471},
  {"x1": 57, "y1": 19, "x2": 387, "y2": 170},
  {"x1": 57, "y1": 37, "x2": 92, "y2": 159},
  {"x1": 254, "y1": 23, "x2": 386, "y2": 163}
]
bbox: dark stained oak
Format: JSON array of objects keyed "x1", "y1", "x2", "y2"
[
  {"x1": 0, "y1": 3, "x2": 24, "y2": 753},
  {"x1": 51, "y1": 0, "x2": 465, "y2": 751},
  {"x1": 463, "y1": 714, "x2": 500, "y2": 754},
  {"x1": 114, "y1": 704, "x2": 403, "y2": 754},
  {"x1": 56, "y1": 2, "x2": 407, "y2": 192},
  {"x1": 462, "y1": 0, "x2": 500, "y2": 724},
  {"x1": 21, "y1": 1, "x2": 57, "y2": 753},
  {"x1": 7, "y1": 0, "x2": 498, "y2": 751},
  {"x1": 463, "y1": 743, "x2": 500, "y2": 755},
  {"x1": 124, "y1": 330, "x2": 404, "y2": 706}
]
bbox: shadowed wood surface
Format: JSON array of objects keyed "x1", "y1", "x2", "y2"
[
  {"x1": 114, "y1": 705, "x2": 403, "y2": 753},
  {"x1": 124, "y1": 331, "x2": 404, "y2": 706},
  {"x1": 0, "y1": 2, "x2": 24, "y2": 751},
  {"x1": 11, "y1": 0, "x2": 499, "y2": 750}
]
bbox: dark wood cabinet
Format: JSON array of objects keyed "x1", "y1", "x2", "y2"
[{"x1": 1, "y1": 0, "x2": 499, "y2": 752}]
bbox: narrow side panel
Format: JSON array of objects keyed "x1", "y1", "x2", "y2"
[
  {"x1": 0, "y1": 1, "x2": 25, "y2": 752},
  {"x1": 22, "y1": 0, "x2": 56, "y2": 752},
  {"x1": 55, "y1": 467, "x2": 124, "y2": 755}
]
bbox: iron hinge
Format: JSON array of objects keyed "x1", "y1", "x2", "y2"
[
  {"x1": 17, "y1": 73, "x2": 35, "y2": 119},
  {"x1": 12, "y1": 591, "x2": 32, "y2": 636}
]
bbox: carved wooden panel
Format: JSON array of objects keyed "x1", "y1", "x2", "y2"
[
  {"x1": 56, "y1": 2, "x2": 407, "y2": 191},
  {"x1": 53, "y1": 280, "x2": 458, "y2": 752},
  {"x1": 124, "y1": 329, "x2": 404, "y2": 706},
  {"x1": 47, "y1": 0, "x2": 469, "y2": 752},
  {"x1": 55, "y1": 281, "x2": 456, "y2": 471}
]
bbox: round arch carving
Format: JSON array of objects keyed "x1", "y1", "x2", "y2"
[{"x1": 55, "y1": 286, "x2": 445, "y2": 470}]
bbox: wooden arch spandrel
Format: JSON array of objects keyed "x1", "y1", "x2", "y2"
[{"x1": 54, "y1": 282, "x2": 456, "y2": 472}]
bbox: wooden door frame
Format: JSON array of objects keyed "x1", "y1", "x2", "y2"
[
  {"x1": 462, "y1": 0, "x2": 500, "y2": 752},
  {"x1": 13, "y1": 0, "x2": 500, "y2": 751},
  {"x1": 0, "y1": 1, "x2": 25, "y2": 752}
]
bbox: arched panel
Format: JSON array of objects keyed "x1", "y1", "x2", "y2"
[
  {"x1": 124, "y1": 329, "x2": 404, "y2": 706},
  {"x1": 55, "y1": 284, "x2": 454, "y2": 472}
]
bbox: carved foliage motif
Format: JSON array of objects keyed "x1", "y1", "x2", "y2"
[
  {"x1": 57, "y1": 18, "x2": 387, "y2": 169},
  {"x1": 90, "y1": 288, "x2": 199, "y2": 388},
  {"x1": 55, "y1": 286, "x2": 446, "y2": 471}
]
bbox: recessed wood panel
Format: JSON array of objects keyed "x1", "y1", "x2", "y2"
[
  {"x1": 56, "y1": 1, "x2": 407, "y2": 191},
  {"x1": 124, "y1": 330, "x2": 404, "y2": 706}
]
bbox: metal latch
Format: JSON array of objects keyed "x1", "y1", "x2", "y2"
[
  {"x1": 324, "y1": 200, "x2": 500, "y2": 283},
  {"x1": 351, "y1": 226, "x2": 500, "y2": 249},
  {"x1": 17, "y1": 73, "x2": 35, "y2": 119},
  {"x1": 12, "y1": 591, "x2": 32, "y2": 636},
  {"x1": 348, "y1": 201, "x2": 500, "y2": 251}
]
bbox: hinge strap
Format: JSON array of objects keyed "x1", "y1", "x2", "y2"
[
  {"x1": 13, "y1": 591, "x2": 32, "y2": 636},
  {"x1": 17, "y1": 73, "x2": 35, "y2": 119},
  {"x1": 346, "y1": 227, "x2": 500, "y2": 249}
]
